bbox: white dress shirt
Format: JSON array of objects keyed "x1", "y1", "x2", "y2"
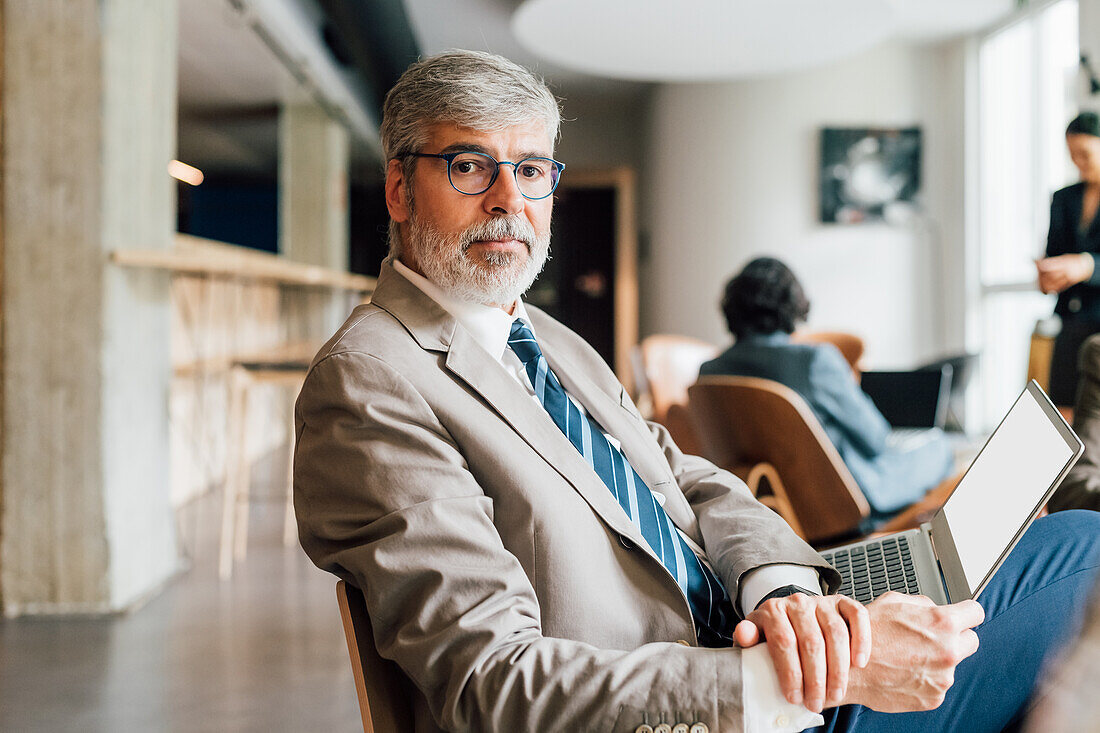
[{"x1": 393, "y1": 259, "x2": 824, "y2": 732}]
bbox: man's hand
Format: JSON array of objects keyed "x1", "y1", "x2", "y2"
[
  {"x1": 842, "y1": 592, "x2": 983, "y2": 712},
  {"x1": 1037, "y1": 253, "x2": 1094, "y2": 294},
  {"x1": 733, "y1": 592, "x2": 871, "y2": 713}
]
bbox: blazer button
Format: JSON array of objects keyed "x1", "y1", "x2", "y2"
[
  {"x1": 690, "y1": 725, "x2": 709, "y2": 733},
  {"x1": 633, "y1": 726, "x2": 654, "y2": 733},
  {"x1": 673, "y1": 724, "x2": 690, "y2": 733},
  {"x1": 619, "y1": 535, "x2": 635, "y2": 549},
  {"x1": 654, "y1": 725, "x2": 673, "y2": 733}
]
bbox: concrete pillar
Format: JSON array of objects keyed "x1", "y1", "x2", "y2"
[
  {"x1": 1, "y1": 0, "x2": 179, "y2": 614},
  {"x1": 278, "y1": 103, "x2": 350, "y2": 270},
  {"x1": 278, "y1": 103, "x2": 351, "y2": 333}
]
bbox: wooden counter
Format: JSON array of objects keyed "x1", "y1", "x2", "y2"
[
  {"x1": 111, "y1": 233, "x2": 376, "y2": 292},
  {"x1": 112, "y1": 234, "x2": 375, "y2": 507}
]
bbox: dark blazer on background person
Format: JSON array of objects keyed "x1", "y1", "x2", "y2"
[
  {"x1": 1046, "y1": 183, "x2": 1100, "y2": 405},
  {"x1": 293, "y1": 261, "x2": 837, "y2": 733},
  {"x1": 699, "y1": 333, "x2": 953, "y2": 516},
  {"x1": 1046, "y1": 182, "x2": 1100, "y2": 322},
  {"x1": 1050, "y1": 333, "x2": 1100, "y2": 512}
]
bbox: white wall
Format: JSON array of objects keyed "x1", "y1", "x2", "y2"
[
  {"x1": 1083, "y1": 0, "x2": 1100, "y2": 108},
  {"x1": 555, "y1": 88, "x2": 650, "y2": 171},
  {"x1": 642, "y1": 40, "x2": 968, "y2": 368}
]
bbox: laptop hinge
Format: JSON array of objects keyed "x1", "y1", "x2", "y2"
[{"x1": 924, "y1": 523, "x2": 951, "y2": 597}]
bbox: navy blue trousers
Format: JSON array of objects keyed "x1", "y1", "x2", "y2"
[{"x1": 811, "y1": 510, "x2": 1100, "y2": 733}]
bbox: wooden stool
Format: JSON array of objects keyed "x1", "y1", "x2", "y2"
[{"x1": 219, "y1": 356, "x2": 310, "y2": 579}]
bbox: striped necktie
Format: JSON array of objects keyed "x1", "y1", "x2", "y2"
[{"x1": 507, "y1": 319, "x2": 734, "y2": 646}]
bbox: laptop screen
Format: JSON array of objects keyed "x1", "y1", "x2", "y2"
[
  {"x1": 860, "y1": 366, "x2": 950, "y2": 429},
  {"x1": 939, "y1": 383, "x2": 1078, "y2": 593}
]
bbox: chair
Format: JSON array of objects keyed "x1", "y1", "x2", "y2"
[
  {"x1": 1028, "y1": 322, "x2": 1057, "y2": 393},
  {"x1": 634, "y1": 334, "x2": 718, "y2": 450},
  {"x1": 791, "y1": 330, "x2": 865, "y2": 377},
  {"x1": 219, "y1": 355, "x2": 308, "y2": 579},
  {"x1": 687, "y1": 376, "x2": 871, "y2": 545},
  {"x1": 336, "y1": 581, "x2": 416, "y2": 733},
  {"x1": 1027, "y1": 321, "x2": 1074, "y2": 422}
]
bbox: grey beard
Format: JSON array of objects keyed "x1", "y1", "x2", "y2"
[
  {"x1": 483, "y1": 250, "x2": 517, "y2": 267},
  {"x1": 407, "y1": 214, "x2": 550, "y2": 307}
]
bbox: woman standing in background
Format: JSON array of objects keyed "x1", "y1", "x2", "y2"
[{"x1": 1038, "y1": 112, "x2": 1100, "y2": 406}]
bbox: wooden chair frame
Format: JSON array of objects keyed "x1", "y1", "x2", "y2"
[
  {"x1": 688, "y1": 376, "x2": 871, "y2": 544},
  {"x1": 336, "y1": 581, "x2": 415, "y2": 733}
]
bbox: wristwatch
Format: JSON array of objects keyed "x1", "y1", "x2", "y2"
[{"x1": 755, "y1": 584, "x2": 820, "y2": 610}]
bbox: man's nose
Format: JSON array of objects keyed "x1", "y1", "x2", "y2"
[{"x1": 481, "y1": 163, "x2": 526, "y2": 216}]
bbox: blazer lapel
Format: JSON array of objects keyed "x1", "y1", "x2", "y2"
[
  {"x1": 371, "y1": 262, "x2": 653, "y2": 554},
  {"x1": 1069, "y1": 184, "x2": 1100, "y2": 242}
]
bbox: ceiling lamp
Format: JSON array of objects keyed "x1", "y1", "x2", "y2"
[
  {"x1": 895, "y1": 0, "x2": 1014, "y2": 40},
  {"x1": 513, "y1": 0, "x2": 899, "y2": 81}
]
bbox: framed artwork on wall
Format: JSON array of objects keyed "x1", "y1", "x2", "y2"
[{"x1": 820, "y1": 126, "x2": 921, "y2": 224}]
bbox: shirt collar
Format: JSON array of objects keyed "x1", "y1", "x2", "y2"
[
  {"x1": 738, "y1": 330, "x2": 792, "y2": 346},
  {"x1": 392, "y1": 257, "x2": 533, "y2": 362}
]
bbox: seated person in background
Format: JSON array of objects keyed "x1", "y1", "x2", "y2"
[
  {"x1": 1049, "y1": 332, "x2": 1100, "y2": 512},
  {"x1": 699, "y1": 257, "x2": 954, "y2": 517}
]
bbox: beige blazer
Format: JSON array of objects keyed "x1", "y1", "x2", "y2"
[{"x1": 294, "y1": 261, "x2": 838, "y2": 732}]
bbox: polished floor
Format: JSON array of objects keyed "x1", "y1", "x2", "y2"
[{"x1": 0, "y1": 452, "x2": 361, "y2": 732}]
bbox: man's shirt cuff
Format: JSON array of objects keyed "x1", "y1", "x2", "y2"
[
  {"x1": 742, "y1": 645, "x2": 826, "y2": 732},
  {"x1": 739, "y1": 564, "x2": 825, "y2": 614}
]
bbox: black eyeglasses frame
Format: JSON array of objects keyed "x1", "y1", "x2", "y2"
[{"x1": 399, "y1": 151, "x2": 565, "y2": 200}]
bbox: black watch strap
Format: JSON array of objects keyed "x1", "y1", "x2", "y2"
[{"x1": 755, "y1": 584, "x2": 820, "y2": 610}]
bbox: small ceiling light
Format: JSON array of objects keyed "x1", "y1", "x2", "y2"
[{"x1": 168, "y1": 159, "x2": 204, "y2": 186}]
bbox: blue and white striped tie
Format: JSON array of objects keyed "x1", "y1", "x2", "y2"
[{"x1": 508, "y1": 319, "x2": 734, "y2": 646}]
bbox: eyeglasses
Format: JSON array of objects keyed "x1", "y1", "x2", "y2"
[{"x1": 403, "y1": 151, "x2": 565, "y2": 200}]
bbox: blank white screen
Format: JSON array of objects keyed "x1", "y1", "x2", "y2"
[{"x1": 941, "y1": 391, "x2": 1073, "y2": 589}]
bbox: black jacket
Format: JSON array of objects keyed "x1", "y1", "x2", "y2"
[{"x1": 1047, "y1": 182, "x2": 1100, "y2": 322}]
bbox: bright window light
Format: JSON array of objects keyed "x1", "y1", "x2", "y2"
[{"x1": 976, "y1": 0, "x2": 1078, "y2": 428}]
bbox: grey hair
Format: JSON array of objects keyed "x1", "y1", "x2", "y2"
[{"x1": 381, "y1": 50, "x2": 562, "y2": 257}]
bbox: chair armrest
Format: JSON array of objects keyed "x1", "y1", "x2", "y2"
[{"x1": 732, "y1": 462, "x2": 806, "y2": 541}]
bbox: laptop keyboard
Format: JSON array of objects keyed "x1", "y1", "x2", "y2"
[{"x1": 821, "y1": 536, "x2": 921, "y2": 603}]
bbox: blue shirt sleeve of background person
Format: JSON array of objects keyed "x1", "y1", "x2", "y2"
[{"x1": 807, "y1": 344, "x2": 890, "y2": 458}]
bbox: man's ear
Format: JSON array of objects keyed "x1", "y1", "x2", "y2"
[{"x1": 385, "y1": 158, "x2": 411, "y2": 224}]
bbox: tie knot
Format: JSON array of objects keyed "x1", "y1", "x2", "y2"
[{"x1": 507, "y1": 319, "x2": 543, "y2": 366}]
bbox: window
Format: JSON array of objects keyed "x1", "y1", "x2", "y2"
[{"x1": 975, "y1": 0, "x2": 1079, "y2": 426}]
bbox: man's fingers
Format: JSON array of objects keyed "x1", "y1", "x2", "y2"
[
  {"x1": 756, "y1": 606, "x2": 805, "y2": 706},
  {"x1": 816, "y1": 603, "x2": 851, "y2": 708},
  {"x1": 785, "y1": 598, "x2": 827, "y2": 712},
  {"x1": 949, "y1": 599, "x2": 985, "y2": 629},
  {"x1": 837, "y1": 596, "x2": 871, "y2": 668},
  {"x1": 733, "y1": 619, "x2": 761, "y2": 648},
  {"x1": 958, "y1": 628, "x2": 980, "y2": 662}
]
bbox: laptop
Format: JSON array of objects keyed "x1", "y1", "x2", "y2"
[
  {"x1": 860, "y1": 364, "x2": 953, "y2": 430},
  {"x1": 820, "y1": 381, "x2": 1082, "y2": 605}
]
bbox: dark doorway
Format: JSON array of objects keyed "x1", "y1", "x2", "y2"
[{"x1": 530, "y1": 187, "x2": 617, "y2": 368}]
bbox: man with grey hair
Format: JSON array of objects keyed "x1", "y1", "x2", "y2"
[{"x1": 294, "y1": 50, "x2": 1100, "y2": 732}]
